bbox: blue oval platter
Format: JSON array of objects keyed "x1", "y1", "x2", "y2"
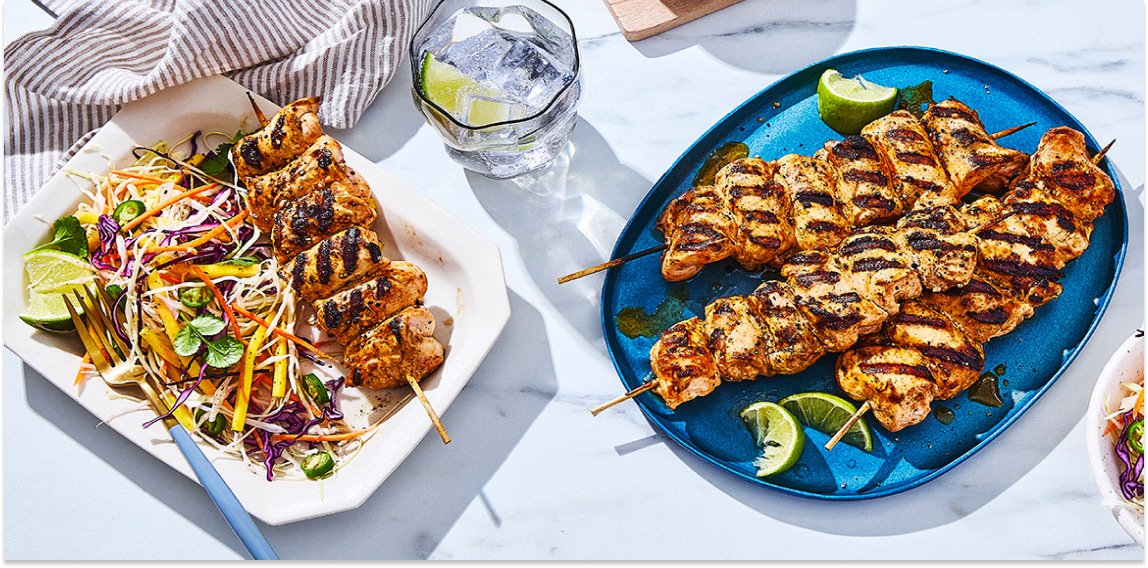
[{"x1": 600, "y1": 46, "x2": 1128, "y2": 499}]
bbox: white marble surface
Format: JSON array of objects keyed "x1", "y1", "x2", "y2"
[{"x1": 3, "y1": 0, "x2": 1144, "y2": 560}]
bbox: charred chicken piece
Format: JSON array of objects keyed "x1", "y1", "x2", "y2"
[
  {"x1": 272, "y1": 180, "x2": 377, "y2": 263},
  {"x1": 862, "y1": 110, "x2": 959, "y2": 208},
  {"x1": 278, "y1": 226, "x2": 390, "y2": 302},
  {"x1": 712, "y1": 158, "x2": 796, "y2": 270},
  {"x1": 922, "y1": 98, "x2": 1028, "y2": 196},
  {"x1": 246, "y1": 135, "x2": 369, "y2": 231},
  {"x1": 649, "y1": 317, "x2": 720, "y2": 410},
  {"x1": 704, "y1": 295, "x2": 770, "y2": 381},
  {"x1": 344, "y1": 306, "x2": 444, "y2": 389},
  {"x1": 818, "y1": 136, "x2": 904, "y2": 226},
  {"x1": 775, "y1": 154, "x2": 851, "y2": 253},
  {"x1": 233, "y1": 97, "x2": 324, "y2": 179},
  {"x1": 657, "y1": 186, "x2": 739, "y2": 282},
  {"x1": 312, "y1": 261, "x2": 428, "y2": 345}
]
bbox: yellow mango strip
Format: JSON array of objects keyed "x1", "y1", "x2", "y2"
[
  {"x1": 193, "y1": 262, "x2": 260, "y2": 279},
  {"x1": 231, "y1": 325, "x2": 268, "y2": 432},
  {"x1": 75, "y1": 211, "x2": 100, "y2": 224},
  {"x1": 272, "y1": 336, "x2": 288, "y2": 398}
]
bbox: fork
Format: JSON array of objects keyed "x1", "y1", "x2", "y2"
[{"x1": 64, "y1": 288, "x2": 278, "y2": 561}]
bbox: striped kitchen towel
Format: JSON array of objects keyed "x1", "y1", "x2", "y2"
[{"x1": 4, "y1": 0, "x2": 433, "y2": 220}]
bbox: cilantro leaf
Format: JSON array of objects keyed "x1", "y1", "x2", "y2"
[
  {"x1": 896, "y1": 80, "x2": 936, "y2": 118},
  {"x1": 187, "y1": 313, "x2": 226, "y2": 337},
  {"x1": 28, "y1": 216, "x2": 89, "y2": 257},
  {"x1": 217, "y1": 256, "x2": 260, "y2": 266},
  {"x1": 173, "y1": 325, "x2": 203, "y2": 357},
  {"x1": 203, "y1": 336, "x2": 244, "y2": 369},
  {"x1": 200, "y1": 130, "x2": 247, "y2": 176}
]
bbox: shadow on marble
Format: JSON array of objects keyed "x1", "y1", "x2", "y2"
[
  {"x1": 628, "y1": 173, "x2": 1144, "y2": 537},
  {"x1": 464, "y1": 119, "x2": 652, "y2": 351},
  {"x1": 632, "y1": 0, "x2": 856, "y2": 75},
  {"x1": 327, "y1": 54, "x2": 425, "y2": 163},
  {"x1": 23, "y1": 290, "x2": 558, "y2": 560}
]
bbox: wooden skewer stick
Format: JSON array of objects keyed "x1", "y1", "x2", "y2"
[
  {"x1": 406, "y1": 374, "x2": 450, "y2": 444},
  {"x1": 990, "y1": 121, "x2": 1036, "y2": 140},
  {"x1": 590, "y1": 380, "x2": 656, "y2": 416},
  {"x1": 1093, "y1": 139, "x2": 1115, "y2": 165},
  {"x1": 558, "y1": 243, "x2": 667, "y2": 284},
  {"x1": 824, "y1": 400, "x2": 871, "y2": 451},
  {"x1": 558, "y1": 123, "x2": 1038, "y2": 286},
  {"x1": 247, "y1": 92, "x2": 269, "y2": 127}
]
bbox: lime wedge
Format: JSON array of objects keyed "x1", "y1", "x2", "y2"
[
  {"x1": 739, "y1": 401, "x2": 806, "y2": 477},
  {"x1": 780, "y1": 391, "x2": 873, "y2": 453},
  {"x1": 817, "y1": 68, "x2": 898, "y2": 135},
  {"x1": 419, "y1": 53, "x2": 512, "y2": 126},
  {"x1": 19, "y1": 249, "x2": 97, "y2": 333}
]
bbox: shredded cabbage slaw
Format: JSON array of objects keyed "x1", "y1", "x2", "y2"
[
  {"x1": 1103, "y1": 370, "x2": 1144, "y2": 511},
  {"x1": 63, "y1": 132, "x2": 379, "y2": 482}
]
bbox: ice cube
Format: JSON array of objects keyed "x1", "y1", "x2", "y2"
[
  {"x1": 425, "y1": 10, "x2": 512, "y2": 82},
  {"x1": 519, "y1": 6, "x2": 576, "y2": 68},
  {"x1": 485, "y1": 39, "x2": 573, "y2": 111}
]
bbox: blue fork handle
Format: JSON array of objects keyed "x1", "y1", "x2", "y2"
[{"x1": 169, "y1": 425, "x2": 279, "y2": 560}]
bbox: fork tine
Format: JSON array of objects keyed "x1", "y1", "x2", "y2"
[
  {"x1": 83, "y1": 285, "x2": 129, "y2": 359},
  {"x1": 73, "y1": 289, "x2": 121, "y2": 365},
  {"x1": 63, "y1": 294, "x2": 112, "y2": 372}
]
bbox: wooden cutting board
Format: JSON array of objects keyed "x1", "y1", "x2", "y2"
[{"x1": 602, "y1": 0, "x2": 745, "y2": 41}]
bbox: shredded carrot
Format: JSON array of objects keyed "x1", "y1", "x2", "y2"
[
  {"x1": 1136, "y1": 389, "x2": 1143, "y2": 418},
  {"x1": 190, "y1": 265, "x2": 245, "y2": 342},
  {"x1": 158, "y1": 272, "x2": 183, "y2": 285},
  {"x1": 231, "y1": 304, "x2": 335, "y2": 362},
  {"x1": 271, "y1": 421, "x2": 383, "y2": 443},
  {"x1": 74, "y1": 353, "x2": 92, "y2": 385},
  {"x1": 147, "y1": 209, "x2": 250, "y2": 253},
  {"x1": 121, "y1": 183, "x2": 218, "y2": 232}
]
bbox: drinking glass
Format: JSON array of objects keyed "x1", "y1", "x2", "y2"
[{"x1": 410, "y1": 0, "x2": 582, "y2": 179}]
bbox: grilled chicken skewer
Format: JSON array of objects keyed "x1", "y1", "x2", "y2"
[
  {"x1": 234, "y1": 98, "x2": 450, "y2": 443},
  {"x1": 560, "y1": 106, "x2": 1032, "y2": 284},
  {"x1": 592, "y1": 129, "x2": 1112, "y2": 418},
  {"x1": 835, "y1": 127, "x2": 1115, "y2": 433}
]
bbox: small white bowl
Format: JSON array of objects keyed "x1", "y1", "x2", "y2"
[{"x1": 1085, "y1": 332, "x2": 1144, "y2": 547}]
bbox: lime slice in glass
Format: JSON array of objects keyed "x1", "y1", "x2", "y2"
[
  {"x1": 817, "y1": 68, "x2": 898, "y2": 135},
  {"x1": 739, "y1": 401, "x2": 806, "y2": 477},
  {"x1": 419, "y1": 53, "x2": 516, "y2": 127},
  {"x1": 19, "y1": 249, "x2": 97, "y2": 332},
  {"x1": 780, "y1": 391, "x2": 874, "y2": 453}
]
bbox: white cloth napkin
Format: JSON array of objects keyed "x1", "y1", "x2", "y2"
[{"x1": 4, "y1": 0, "x2": 433, "y2": 220}]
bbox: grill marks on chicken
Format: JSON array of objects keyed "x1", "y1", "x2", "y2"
[
  {"x1": 923, "y1": 99, "x2": 1029, "y2": 195},
  {"x1": 836, "y1": 127, "x2": 1114, "y2": 431},
  {"x1": 647, "y1": 204, "x2": 977, "y2": 409},
  {"x1": 862, "y1": 110, "x2": 959, "y2": 208},
  {"x1": 234, "y1": 98, "x2": 324, "y2": 179},
  {"x1": 654, "y1": 99, "x2": 1030, "y2": 283},
  {"x1": 233, "y1": 98, "x2": 445, "y2": 389},
  {"x1": 641, "y1": 127, "x2": 1113, "y2": 427}
]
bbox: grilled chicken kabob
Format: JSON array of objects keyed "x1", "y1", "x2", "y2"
[
  {"x1": 592, "y1": 127, "x2": 1113, "y2": 424},
  {"x1": 231, "y1": 97, "x2": 450, "y2": 442},
  {"x1": 561, "y1": 99, "x2": 1030, "y2": 284},
  {"x1": 835, "y1": 126, "x2": 1115, "y2": 432}
]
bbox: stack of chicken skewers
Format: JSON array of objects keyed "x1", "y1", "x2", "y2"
[
  {"x1": 230, "y1": 97, "x2": 449, "y2": 440},
  {"x1": 596, "y1": 99, "x2": 1115, "y2": 436}
]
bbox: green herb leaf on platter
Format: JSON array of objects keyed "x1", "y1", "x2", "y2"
[
  {"x1": 173, "y1": 325, "x2": 203, "y2": 357},
  {"x1": 896, "y1": 80, "x2": 935, "y2": 118},
  {"x1": 204, "y1": 336, "x2": 244, "y2": 369},
  {"x1": 199, "y1": 130, "x2": 247, "y2": 176},
  {"x1": 27, "y1": 216, "x2": 89, "y2": 257},
  {"x1": 187, "y1": 313, "x2": 226, "y2": 337}
]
